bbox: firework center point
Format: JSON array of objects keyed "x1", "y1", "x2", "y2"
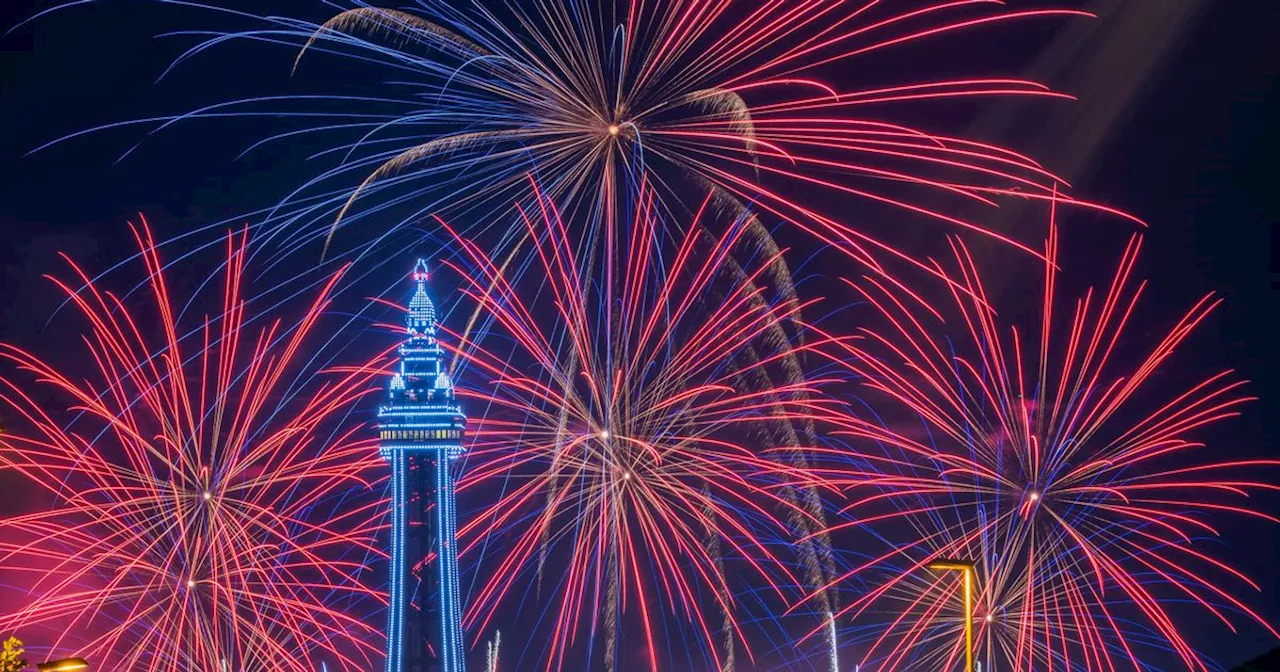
[{"x1": 607, "y1": 124, "x2": 620, "y2": 136}]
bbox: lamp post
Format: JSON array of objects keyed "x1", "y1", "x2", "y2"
[
  {"x1": 35, "y1": 659, "x2": 89, "y2": 672},
  {"x1": 927, "y1": 558, "x2": 976, "y2": 672}
]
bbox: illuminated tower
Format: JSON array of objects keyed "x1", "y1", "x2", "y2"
[{"x1": 379, "y1": 260, "x2": 467, "y2": 672}]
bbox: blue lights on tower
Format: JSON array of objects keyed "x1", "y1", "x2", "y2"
[{"x1": 379, "y1": 260, "x2": 467, "y2": 672}]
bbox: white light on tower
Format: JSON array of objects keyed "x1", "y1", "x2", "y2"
[{"x1": 826, "y1": 611, "x2": 839, "y2": 672}]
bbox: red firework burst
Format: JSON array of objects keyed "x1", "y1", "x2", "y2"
[
  {"x1": 435, "y1": 181, "x2": 837, "y2": 671},
  {"x1": 0, "y1": 222, "x2": 388, "y2": 671},
  {"x1": 798, "y1": 208, "x2": 1278, "y2": 670}
]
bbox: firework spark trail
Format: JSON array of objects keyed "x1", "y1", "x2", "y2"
[
  {"x1": 0, "y1": 221, "x2": 389, "y2": 671},
  {"x1": 427, "y1": 180, "x2": 840, "y2": 671},
  {"x1": 791, "y1": 208, "x2": 1279, "y2": 671},
  {"x1": 47, "y1": 0, "x2": 1141, "y2": 274}
]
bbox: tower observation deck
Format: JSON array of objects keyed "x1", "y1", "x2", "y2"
[{"x1": 379, "y1": 260, "x2": 467, "y2": 672}]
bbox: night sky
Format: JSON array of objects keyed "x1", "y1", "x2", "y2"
[{"x1": 1, "y1": 0, "x2": 1277, "y2": 668}]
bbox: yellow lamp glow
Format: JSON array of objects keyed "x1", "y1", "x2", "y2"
[
  {"x1": 927, "y1": 558, "x2": 976, "y2": 672},
  {"x1": 37, "y1": 658, "x2": 89, "y2": 672}
]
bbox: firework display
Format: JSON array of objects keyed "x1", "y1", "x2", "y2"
[
  {"x1": 0, "y1": 224, "x2": 388, "y2": 671},
  {"x1": 799, "y1": 213, "x2": 1278, "y2": 670},
  {"x1": 0, "y1": 1, "x2": 1274, "y2": 671},
  {"x1": 440, "y1": 182, "x2": 834, "y2": 671}
]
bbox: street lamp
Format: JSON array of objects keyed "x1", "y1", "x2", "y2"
[
  {"x1": 36, "y1": 658, "x2": 89, "y2": 672},
  {"x1": 927, "y1": 558, "x2": 976, "y2": 672}
]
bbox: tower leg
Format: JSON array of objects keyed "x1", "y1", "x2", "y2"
[
  {"x1": 436, "y1": 458, "x2": 465, "y2": 672},
  {"x1": 386, "y1": 453, "x2": 406, "y2": 672}
]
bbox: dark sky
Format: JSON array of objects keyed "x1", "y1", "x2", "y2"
[{"x1": 1, "y1": 0, "x2": 1277, "y2": 668}]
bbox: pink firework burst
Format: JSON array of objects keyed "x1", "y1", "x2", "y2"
[
  {"x1": 434, "y1": 181, "x2": 838, "y2": 671},
  {"x1": 0, "y1": 222, "x2": 388, "y2": 671},
  {"x1": 798, "y1": 209, "x2": 1278, "y2": 670}
]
